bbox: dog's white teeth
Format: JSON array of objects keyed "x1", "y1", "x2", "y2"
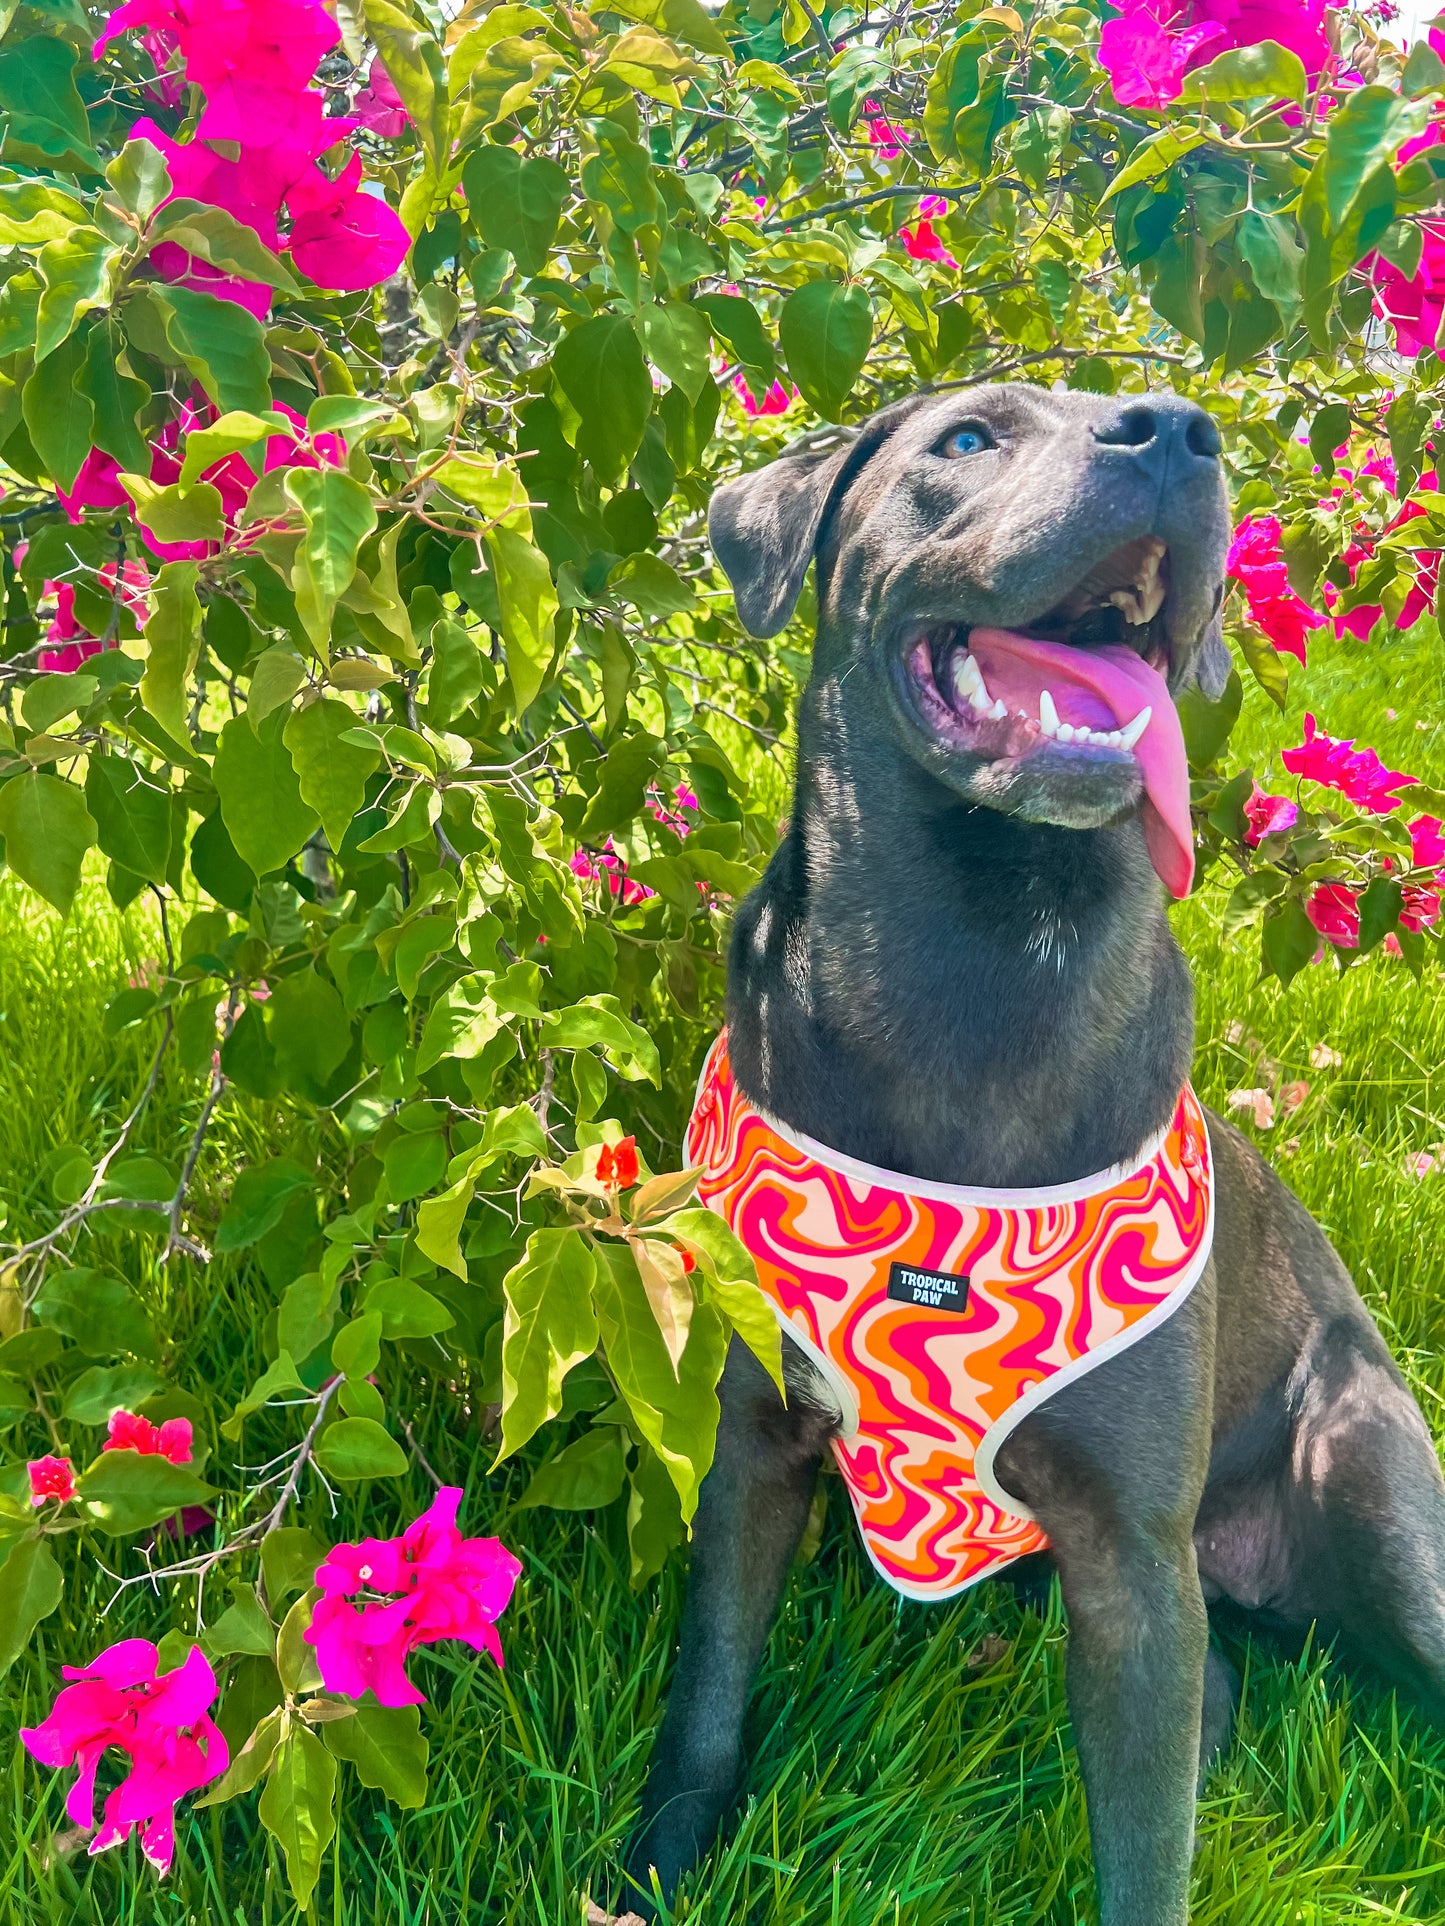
[
  {"x1": 989, "y1": 698, "x2": 1008, "y2": 720},
  {"x1": 1134, "y1": 544, "x2": 1167, "y2": 624},
  {"x1": 1056, "y1": 722, "x2": 1076, "y2": 743},
  {"x1": 1038, "y1": 689, "x2": 1060, "y2": 738},
  {"x1": 1117, "y1": 706, "x2": 1152, "y2": 751},
  {"x1": 952, "y1": 652, "x2": 995, "y2": 715}
]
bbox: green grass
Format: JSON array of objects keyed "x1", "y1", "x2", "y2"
[{"x1": 8, "y1": 623, "x2": 1445, "y2": 1924}]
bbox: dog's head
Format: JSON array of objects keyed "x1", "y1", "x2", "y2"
[{"x1": 709, "y1": 384, "x2": 1232, "y2": 897}]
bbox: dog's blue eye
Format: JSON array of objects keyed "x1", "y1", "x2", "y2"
[{"x1": 941, "y1": 428, "x2": 990, "y2": 457}]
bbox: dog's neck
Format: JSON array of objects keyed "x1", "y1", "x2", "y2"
[{"x1": 724, "y1": 668, "x2": 1195, "y2": 1188}]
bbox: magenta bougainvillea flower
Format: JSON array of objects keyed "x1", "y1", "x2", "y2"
[
  {"x1": 20, "y1": 1641, "x2": 227, "y2": 1873},
  {"x1": 28, "y1": 1456, "x2": 78, "y2": 1506},
  {"x1": 1242, "y1": 783, "x2": 1298, "y2": 846},
  {"x1": 1098, "y1": 0, "x2": 1331, "y2": 110},
  {"x1": 103, "y1": 1410, "x2": 194, "y2": 1464},
  {"x1": 900, "y1": 196, "x2": 957, "y2": 267},
  {"x1": 1402, "y1": 883, "x2": 1442, "y2": 931},
  {"x1": 1282, "y1": 713, "x2": 1417, "y2": 814},
  {"x1": 1227, "y1": 514, "x2": 1327, "y2": 663},
  {"x1": 98, "y1": 0, "x2": 408, "y2": 308},
  {"x1": 1306, "y1": 882, "x2": 1360, "y2": 948},
  {"x1": 732, "y1": 372, "x2": 795, "y2": 417},
  {"x1": 353, "y1": 55, "x2": 410, "y2": 138},
  {"x1": 305, "y1": 1487, "x2": 520, "y2": 1707},
  {"x1": 1411, "y1": 815, "x2": 1445, "y2": 869},
  {"x1": 39, "y1": 559, "x2": 152, "y2": 674}
]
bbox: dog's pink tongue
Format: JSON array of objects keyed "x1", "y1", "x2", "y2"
[{"x1": 967, "y1": 629, "x2": 1194, "y2": 898}]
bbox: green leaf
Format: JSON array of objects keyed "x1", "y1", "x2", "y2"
[
  {"x1": 214, "y1": 711, "x2": 321, "y2": 876},
  {"x1": 607, "y1": 0, "x2": 732, "y2": 59},
  {"x1": 261, "y1": 1524, "x2": 328, "y2": 1605},
  {"x1": 216, "y1": 1161, "x2": 313, "y2": 1253},
  {"x1": 148, "y1": 199, "x2": 299, "y2": 293},
  {"x1": 323, "y1": 1701, "x2": 429, "y2": 1807},
  {"x1": 538, "y1": 995, "x2": 661, "y2": 1083},
  {"x1": 364, "y1": 0, "x2": 450, "y2": 170},
  {"x1": 779, "y1": 281, "x2": 872, "y2": 421},
  {"x1": 248, "y1": 646, "x2": 307, "y2": 725},
  {"x1": 0, "y1": 180, "x2": 88, "y2": 244},
  {"x1": 62, "y1": 1361, "x2": 164, "y2": 1425},
  {"x1": 177, "y1": 409, "x2": 291, "y2": 491},
  {"x1": 416, "y1": 1174, "x2": 473, "y2": 1280},
  {"x1": 592, "y1": 1241, "x2": 726, "y2": 1524},
  {"x1": 267, "y1": 968, "x2": 352, "y2": 1088},
  {"x1": 140, "y1": 560, "x2": 203, "y2": 745},
  {"x1": 1177, "y1": 668, "x2": 1242, "y2": 772},
  {"x1": 626, "y1": 1440, "x2": 684, "y2": 1585},
  {"x1": 1099, "y1": 127, "x2": 1204, "y2": 205},
  {"x1": 333, "y1": 1311, "x2": 383, "y2": 1378},
  {"x1": 0, "y1": 37, "x2": 101, "y2": 174},
  {"x1": 106, "y1": 138, "x2": 172, "y2": 222},
  {"x1": 1179, "y1": 41, "x2": 1307, "y2": 103},
  {"x1": 578, "y1": 729, "x2": 665, "y2": 838},
  {"x1": 0, "y1": 1534, "x2": 63, "y2": 1677},
  {"x1": 1235, "y1": 211, "x2": 1303, "y2": 316},
  {"x1": 1261, "y1": 895, "x2": 1318, "y2": 987},
  {"x1": 1236, "y1": 622, "x2": 1290, "y2": 710},
  {"x1": 77, "y1": 1451, "x2": 216, "y2": 1535},
  {"x1": 667, "y1": 1205, "x2": 783, "y2": 1394},
  {"x1": 553, "y1": 313, "x2": 652, "y2": 483},
  {"x1": 259, "y1": 1722, "x2": 337, "y2": 1913},
  {"x1": 157, "y1": 284, "x2": 273, "y2": 415},
  {"x1": 33, "y1": 1266, "x2": 155, "y2": 1360},
  {"x1": 1319, "y1": 85, "x2": 1426, "y2": 233},
  {"x1": 486, "y1": 524, "x2": 557, "y2": 713},
  {"x1": 1358, "y1": 874, "x2": 1403, "y2": 954},
  {"x1": 285, "y1": 468, "x2": 378, "y2": 657},
  {"x1": 693, "y1": 291, "x2": 775, "y2": 387},
  {"x1": 497, "y1": 1228, "x2": 600, "y2": 1460},
  {"x1": 642, "y1": 302, "x2": 711, "y2": 401},
  {"x1": 462, "y1": 145, "x2": 568, "y2": 275},
  {"x1": 0, "y1": 773, "x2": 97, "y2": 915},
  {"x1": 123, "y1": 474, "x2": 226, "y2": 548},
  {"x1": 519, "y1": 1425, "x2": 627, "y2": 1509},
  {"x1": 284, "y1": 698, "x2": 381, "y2": 851},
  {"x1": 35, "y1": 228, "x2": 120, "y2": 362},
  {"x1": 21, "y1": 327, "x2": 93, "y2": 491},
  {"x1": 362, "y1": 1275, "x2": 454, "y2": 1338},
  {"x1": 1308, "y1": 401, "x2": 1352, "y2": 481},
  {"x1": 208, "y1": 1584, "x2": 277, "y2": 1659},
  {"x1": 313, "y1": 1415, "x2": 409, "y2": 1481},
  {"x1": 85, "y1": 321, "x2": 149, "y2": 472}
]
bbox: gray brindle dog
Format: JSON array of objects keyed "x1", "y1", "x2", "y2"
[{"x1": 622, "y1": 384, "x2": 1445, "y2": 1926}]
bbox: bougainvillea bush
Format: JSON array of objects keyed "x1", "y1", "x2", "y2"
[{"x1": 1, "y1": 0, "x2": 1445, "y2": 1899}]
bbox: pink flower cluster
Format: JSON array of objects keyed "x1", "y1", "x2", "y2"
[
  {"x1": 29, "y1": 1455, "x2": 78, "y2": 1505},
  {"x1": 1098, "y1": 0, "x2": 1332, "y2": 111},
  {"x1": 1282, "y1": 713, "x2": 1416, "y2": 813},
  {"x1": 733, "y1": 373, "x2": 796, "y2": 417},
  {"x1": 104, "y1": 1408, "x2": 194, "y2": 1462},
  {"x1": 305, "y1": 1485, "x2": 521, "y2": 1707},
  {"x1": 97, "y1": 0, "x2": 409, "y2": 311},
  {"x1": 1325, "y1": 458, "x2": 1443, "y2": 640},
  {"x1": 864, "y1": 101, "x2": 910, "y2": 158},
  {"x1": 39, "y1": 557, "x2": 151, "y2": 673},
  {"x1": 1369, "y1": 51, "x2": 1445, "y2": 355},
  {"x1": 1227, "y1": 515, "x2": 1327, "y2": 664},
  {"x1": 900, "y1": 196, "x2": 957, "y2": 268},
  {"x1": 20, "y1": 1642, "x2": 227, "y2": 1873},
  {"x1": 1243, "y1": 782, "x2": 1298, "y2": 846},
  {"x1": 570, "y1": 786, "x2": 698, "y2": 904}
]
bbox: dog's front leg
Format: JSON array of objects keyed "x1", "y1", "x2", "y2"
[
  {"x1": 998, "y1": 1285, "x2": 1215, "y2": 1926},
  {"x1": 624, "y1": 1337, "x2": 833, "y2": 1916}
]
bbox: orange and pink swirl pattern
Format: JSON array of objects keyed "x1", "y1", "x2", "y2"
[{"x1": 687, "y1": 1035, "x2": 1214, "y2": 1600}]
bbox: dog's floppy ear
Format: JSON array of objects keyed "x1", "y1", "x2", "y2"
[{"x1": 708, "y1": 428, "x2": 860, "y2": 637}]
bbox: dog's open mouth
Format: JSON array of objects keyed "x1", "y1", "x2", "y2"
[{"x1": 897, "y1": 538, "x2": 1195, "y2": 897}]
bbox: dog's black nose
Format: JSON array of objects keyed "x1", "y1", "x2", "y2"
[{"x1": 1090, "y1": 399, "x2": 1222, "y2": 468}]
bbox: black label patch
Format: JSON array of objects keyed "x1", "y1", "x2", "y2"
[{"x1": 886, "y1": 1262, "x2": 970, "y2": 1313}]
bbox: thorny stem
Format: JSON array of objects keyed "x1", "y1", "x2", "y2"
[{"x1": 164, "y1": 987, "x2": 242, "y2": 1264}]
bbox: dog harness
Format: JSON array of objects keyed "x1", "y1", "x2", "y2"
[{"x1": 686, "y1": 1034, "x2": 1214, "y2": 1601}]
